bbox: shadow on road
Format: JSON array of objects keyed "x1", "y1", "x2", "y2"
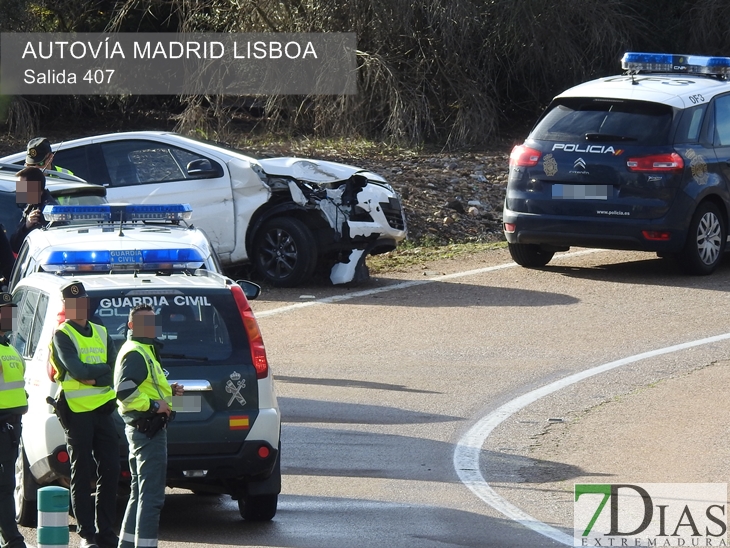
[
  {"x1": 276, "y1": 375, "x2": 441, "y2": 395},
  {"x1": 279, "y1": 397, "x2": 457, "y2": 425},
  {"x1": 546, "y1": 252, "x2": 730, "y2": 290},
  {"x1": 256, "y1": 280, "x2": 580, "y2": 308},
  {"x1": 159, "y1": 491, "x2": 571, "y2": 548}
]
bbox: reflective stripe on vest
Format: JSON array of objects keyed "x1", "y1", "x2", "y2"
[
  {"x1": 117, "y1": 340, "x2": 172, "y2": 412},
  {"x1": 53, "y1": 165, "x2": 74, "y2": 175},
  {"x1": 55, "y1": 322, "x2": 115, "y2": 412},
  {"x1": 0, "y1": 344, "x2": 27, "y2": 410}
]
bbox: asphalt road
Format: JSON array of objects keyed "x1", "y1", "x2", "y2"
[{"x1": 20, "y1": 246, "x2": 730, "y2": 547}]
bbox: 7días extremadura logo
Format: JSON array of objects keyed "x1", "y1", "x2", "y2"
[{"x1": 574, "y1": 484, "x2": 727, "y2": 547}]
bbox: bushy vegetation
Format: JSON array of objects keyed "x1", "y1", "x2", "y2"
[{"x1": 3, "y1": 0, "x2": 730, "y2": 147}]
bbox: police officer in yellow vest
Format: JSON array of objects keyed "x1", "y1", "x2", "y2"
[
  {"x1": 114, "y1": 303, "x2": 183, "y2": 548},
  {"x1": 0, "y1": 293, "x2": 28, "y2": 548},
  {"x1": 49, "y1": 281, "x2": 119, "y2": 548}
]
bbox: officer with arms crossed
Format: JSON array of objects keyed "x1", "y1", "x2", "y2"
[
  {"x1": 115, "y1": 304, "x2": 183, "y2": 548},
  {"x1": 0, "y1": 293, "x2": 27, "y2": 548},
  {"x1": 50, "y1": 281, "x2": 119, "y2": 548}
]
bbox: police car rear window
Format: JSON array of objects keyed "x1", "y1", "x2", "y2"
[
  {"x1": 531, "y1": 98, "x2": 673, "y2": 146},
  {"x1": 89, "y1": 290, "x2": 249, "y2": 364}
]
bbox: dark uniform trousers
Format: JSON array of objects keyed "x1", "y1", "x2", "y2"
[
  {"x1": 65, "y1": 407, "x2": 120, "y2": 542},
  {"x1": 0, "y1": 417, "x2": 24, "y2": 548}
]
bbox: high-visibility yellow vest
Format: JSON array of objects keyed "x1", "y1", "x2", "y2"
[
  {"x1": 53, "y1": 165, "x2": 74, "y2": 175},
  {"x1": 0, "y1": 343, "x2": 27, "y2": 410},
  {"x1": 52, "y1": 322, "x2": 115, "y2": 412},
  {"x1": 115, "y1": 339, "x2": 171, "y2": 414}
]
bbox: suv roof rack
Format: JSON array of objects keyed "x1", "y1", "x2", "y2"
[{"x1": 621, "y1": 52, "x2": 730, "y2": 78}]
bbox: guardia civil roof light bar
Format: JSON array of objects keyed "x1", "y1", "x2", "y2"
[
  {"x1": 621, "y1": 52, "x2": 730, "y2": 76},
  {"x1": 43, "y1": 204, "x2": 193, "y2": 223},
  {"x1": 40, "y1": 248, "x2": 206, "y2": 273}
]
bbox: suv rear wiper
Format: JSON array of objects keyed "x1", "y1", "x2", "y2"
[
  {"x1": 584, "y1": 133, "x2": 637, "y2": 142},
  {"x1": 161, "y1": 353, "x2": 209, "y2": 361}
]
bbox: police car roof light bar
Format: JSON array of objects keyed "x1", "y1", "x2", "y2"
[
  {"x1": 622, "y1": 52, "x2": 730, "y2": 76},
  {"x1": 43, "y1": 204, "x2": 193, "y2": 223},
  {"x1": 41, "y1": 247, "x2": 205, "y2": 273}
]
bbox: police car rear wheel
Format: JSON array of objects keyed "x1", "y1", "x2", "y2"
[
  {"x1": 238, "y1": 493, "x2": 278, "y2": 521},
  {"x1": 14, "y1": 443, "x2": 38, "y2": 527},
  {"x1": 254, "y1": 217, "x2": 317, "y2": 287},
  {"x1": 679, "y1": 202, "x2": 726, "y2": 275},
  {"x1": 508, "y1": 243, "x2": 555, "y2": 268}
]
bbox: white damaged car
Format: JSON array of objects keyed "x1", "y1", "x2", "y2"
[{"x1": 0, "y1": 131, "x2": 408, "y2": 286}]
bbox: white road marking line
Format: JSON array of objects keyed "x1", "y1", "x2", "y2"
[
  {"x1": 453, "y1": 332, "x2": 730, "y2": 546},
  {"x1": 257, "y1": 248, "x2": 601, "y2": 318}
]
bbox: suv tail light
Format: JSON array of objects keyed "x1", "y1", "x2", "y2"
[
  {"x1": 509, "y1": 145, "x2": 541, "y2": 167},
  {"x1": 626, "y1": 153, "x2": 684, "y2": 172},
  {"x1": 230, "y1": 284, "x2": 269, "y2": 379}
]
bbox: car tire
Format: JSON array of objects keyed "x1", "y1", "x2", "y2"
[
  {"x1": 238, "y1": 493, "x2": 278, "y2": 521},
  {"x1": 253, "y1": 217, "x2": 317, "y2": 287},
  {"x1": 15, "y1": 442, "x2": 38, "y2": 527},
  {"x1": 508, "y1": 243, "x2": 555, "y2": 267},
  {"x1": 678, "y1": 202, "x2": 726, "y2": 275}
]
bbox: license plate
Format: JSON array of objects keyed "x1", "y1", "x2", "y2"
[
  {"x1": 172, "y1": 394, "x2": 201, "y2": 413},
  {"x1": 552, "y1": 184, "x2": 609, "y2": 200}
]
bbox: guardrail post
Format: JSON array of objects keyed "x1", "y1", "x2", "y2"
[{"x1": 37, "y1": 485, "x2": 69, "y2": 548}]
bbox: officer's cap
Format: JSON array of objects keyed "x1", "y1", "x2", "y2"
[
  {"x1": 0, "y1": 293, "x2": 15, "y2": 308},
  {"x1": 26, "y1": 137, "x2": 52, "y2": 166},
  {"x1": 60, "y1": 281, "x2": 87, "y2": 300}
]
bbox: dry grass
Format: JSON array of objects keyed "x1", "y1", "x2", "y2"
[{"x1": 4, "y1": 0, "x2": 728, "y2": 147}]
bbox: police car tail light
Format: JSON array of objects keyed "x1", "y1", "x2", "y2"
[
  {"x1": 626, "y1": 153, "x2": 684, "y2": 173},
  {"x1": 509, "y1": 145, "x2": 541, "y2": 167},
  {"x1": 43, "y1": 203, "x2": 193, "y2": 223},
  {"x1": 643, "y1": 230, "x2": 671, "y2": 241},
  {"x1": 621, "y1": 52, "x2": 730, "y2": 76},
  {"x1": 230, "y1": 284, "x2": 269, "y2": 379}
]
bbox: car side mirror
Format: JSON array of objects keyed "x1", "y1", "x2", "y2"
[
  {"x1": 186, "y1": 159, "x2": 219, "y2": 178},
  {"x1": 237, "y1": 280, "x2": 261, "y2": 300}
]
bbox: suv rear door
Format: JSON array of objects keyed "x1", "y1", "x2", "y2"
[
  {"x1": 92, "y1": 287, "x2": 259, "y2": 458},
  {"x1": 511, "y1": 98, "x2": 684, "y2": 220}
]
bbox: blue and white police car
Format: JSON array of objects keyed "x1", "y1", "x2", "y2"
[
  {"x1": 8, "y1": 203, "x2": 221, "y2": 290},
  {"x1": 504, "y1": 52, "x2": 730, "y2": 274},
  {"x1": 10, "y1": 205, "x2": 281, "y2": 525}
]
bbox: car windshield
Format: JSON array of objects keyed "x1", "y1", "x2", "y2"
[
  {"x1": 531, "y1": 98, "x2": 674, "y2": 146},
  {"x1": 90, "y1": 289, "x2": 248, "y2": 364}
]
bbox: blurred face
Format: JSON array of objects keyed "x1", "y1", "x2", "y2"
[
  {"x1": 64, "y1": 297, "x2": 89, "y2": 322},
  {"x1": 0, "y1": 307, "x2": 16, "y2": 332},
  {"x1": 130, "y1": 309, "x2": 158, "y2": 338},
  {"x1": 16, "y1": 177, "x2": 43, "y2": 204}
]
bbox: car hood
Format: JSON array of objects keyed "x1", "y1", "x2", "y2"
[{"x1": 259, "y1": 158, "x2": 387, "y2": 184}]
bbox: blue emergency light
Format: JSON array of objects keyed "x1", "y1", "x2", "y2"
[
  {"x1": 43, "y1": 204, "x2": 193, "y2": 223},
  {"x1": 621, "y1": 52, "x2": 730, "y2": 75},
  {"x1": 41, "y1": 247, "x2": 205, "y2": 272}
]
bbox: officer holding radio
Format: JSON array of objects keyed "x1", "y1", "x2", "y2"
[
  {"x1": 10, "y1": 166, "x2": 58, "y2": 254},
  {"x1": 115, "y1": 303, "x2": 183, "y2": 548},
  {"x1": 50, "y1": 281, "x2": 119, "y2": 548},
  {"x1": 0, "y1": 293, "x2": 27, "y2": 548}
]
